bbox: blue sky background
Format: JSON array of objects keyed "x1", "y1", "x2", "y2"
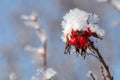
[{"x1": 0, "y1": 0, "x2": 120, "y2": 80}]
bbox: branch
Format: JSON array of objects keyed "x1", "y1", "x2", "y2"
[
  {"x1": 36, "y1": 28, "x2": 47, "y2": 70},
  {"x1": 22, "y1": 13, "x2": 47, "y2": 70},
  {"x1": 22, "y1": 13, "x2": 57, "y2": 80},
  {"x1": 91, "y1": 43, "x2": 113, "y2": 80}
]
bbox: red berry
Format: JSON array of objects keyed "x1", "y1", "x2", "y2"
[
  {"x1": 78, "y1": 37, "x2": 84, "y2": 48},
  {"x1": 69, "y1": 37, "x2": 78, "y2": 46},
  {"x1": 78, "y1": 36, "x2": 88, "y2": 48},
  {"x1": 71, "y1": 29, "x2": 77, "y2": 37},
  {"x1": 83, "y1": 36, "x2": 88, "y2": 44}
]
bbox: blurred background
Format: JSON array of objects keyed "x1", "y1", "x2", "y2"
[{"x1": 0, "y1": 0, "x2": 120, "y2": 80}]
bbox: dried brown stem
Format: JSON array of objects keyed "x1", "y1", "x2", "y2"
[
  {"x1": 37, "y1": 28, "x2": 47, "y2": 70},
  {"x1": 91, "y1": 43, "x2": 113, "y2": 80}
]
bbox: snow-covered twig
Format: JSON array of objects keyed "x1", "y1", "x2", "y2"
[
  {"x1": 97, "y1": 0, "x2": 120, "y2": 13},
  {"x1": 35, "y1": 68, "x2": 57, "y2": 80},
  {"x1": 22, "y1": 12, "x2": 47, "y2": 70},
  {"x1": 22, "y1": 12, "x2": 57, "y2": 80},
  {"x1": 87, "y1": 71, "x2": 96, "y2": 80},
  {"x1": 61, "y1": 8, "x2": 113, "y2": 80},
  {"x1": 42, "y1": 68, "x2": 57, "y2": 80}
]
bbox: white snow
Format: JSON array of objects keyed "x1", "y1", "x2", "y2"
[{"x1": 61, "y1": 8, "x2": 105, "y2": 42}]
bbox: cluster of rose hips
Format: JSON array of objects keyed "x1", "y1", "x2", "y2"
[
  {"x1": 64, "y1": 27, "x2": 101, "y2": 56},
  {"x1": 66, "y1": 27, "x2": 92, "y2": 48}
]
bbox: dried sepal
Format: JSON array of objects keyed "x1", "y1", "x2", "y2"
[
  {"x1": 64, "y1": 41, "x2": 71, "y2": 54},
  {"x1": 64, "y1": 28, "x2": 103, "y2": 59}
]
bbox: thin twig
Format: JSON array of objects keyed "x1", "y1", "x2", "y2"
[
  {"x1": 88, "y1": 71, "x2": 96, "y2": 80},
  {"x1": 97, "y1": 0, "x2": 120, "y2": 13},
  {"x1": 36, "y1": 24, "x2": 47, "y2": 70},
  {"x1": 90, "y1": 73, "x2": 96, "y2": 80},
  {"x1": 22, "y1": 13, "x2": 50, "y2": 80}
]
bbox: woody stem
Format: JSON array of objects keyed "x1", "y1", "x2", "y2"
[{"x1": 91, "y1": 44, "x2": 113, "y2": 80}]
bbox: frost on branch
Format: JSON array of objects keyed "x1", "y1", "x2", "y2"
[
  {"x1": 97, "y1": 0, "x2": 120, "y2": 12},
  {"x1": 22, "y1": 12, "x2": 47, "y2": 67},
  {"x1": 21, "y1": 12, "x2": 39, "y2": 29},
  {"x1": 61, "y1": 8, "x2": 105, "y2": 57},
  {"x1": 34, "y1": 68, "x2": 57, "y2": 80},
  {"x1": 22, "y1": 12, "x2": 57, "y2": 80},
  {"x1": 42, "y1": 68, "x2": 57, "y2": 80},
  {"x1": 21, "y1": 12, "x2": 47, "y2": 44},
  {"x1": 25, "y1": 45, "x2": 45, "y2": 55},
  {"x1": 25, "y1": 45, "x2": 45, "y2": 65}
]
